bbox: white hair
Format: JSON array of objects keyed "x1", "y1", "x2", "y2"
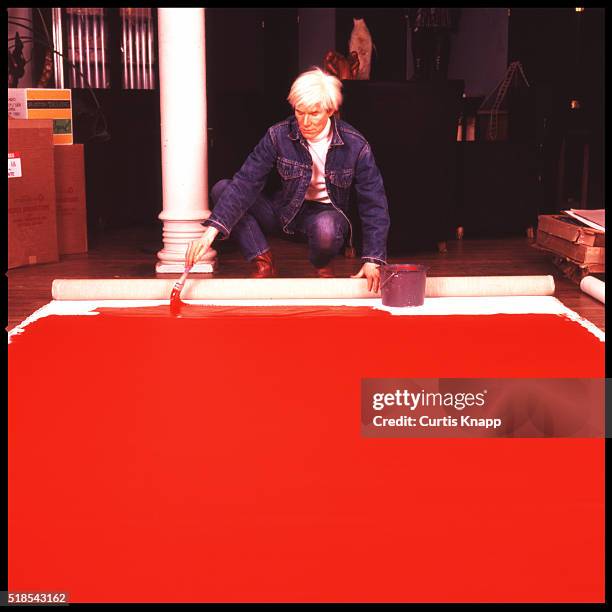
[{"x1": 287, "y1": 67, "x2": 343, "y2": 113}]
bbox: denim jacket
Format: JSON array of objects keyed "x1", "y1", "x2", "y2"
[{"x1": 204, "y1": 115, "x2": 390, "y2": 265}]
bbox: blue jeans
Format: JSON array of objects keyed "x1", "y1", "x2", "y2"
[{"x1": 210, "y1": 179, "x2": 348, "y2": 268}]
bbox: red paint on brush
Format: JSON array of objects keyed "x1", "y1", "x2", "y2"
[
  {"x1": 8, "y1": 310, "x2": 605, "y2": 603},
  {"x1": 169, "y1": 286, "x2": 184, "y2": 316},
  {"x1": 169, "y1": 266, "x2": 192, "y2": 316}
]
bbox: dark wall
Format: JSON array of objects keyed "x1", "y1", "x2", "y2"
[
  {"x1": 508, "y1": 7, "x2": 604, "y2": 209},
  {"x1": 205, "y1": 8, "x2": 265, "y2": 188},
  {"x1": 206, "y1": 9, "x2": 264, "y2": 95},
  {"x1": 445, "y1": 8, "x2": 509, "y2": 97},
  {"x1": 74, "y1": 90, "x2": 163, "y2": 236},
  {"x1": 299, "y1": 8, "x2": 336, "y2": 72},
  {"x1": 508, "y1": 8, "x2": 597, "y2": 103},
  {"x1": 206, "y1": 8, "x2": 298, "y2": 186},
  {"x1": 260, "y1": 9, "x2": 300, "y2": 126}
]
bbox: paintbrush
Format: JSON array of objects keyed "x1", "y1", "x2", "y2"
[{"x1": 170, "y1": 265, "x2": 193, "y2": 315}]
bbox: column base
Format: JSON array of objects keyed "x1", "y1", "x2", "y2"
[
  {"x1": 157, "y1": 218, "x2": 218, "y2": 273},
  {"x1": 156, "y1": 258, "x2": 217, "y2": 274}
]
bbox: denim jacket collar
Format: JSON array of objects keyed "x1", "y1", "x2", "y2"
[{"x1": 288, "y1": 115, "x2": 344, "y2": 147}]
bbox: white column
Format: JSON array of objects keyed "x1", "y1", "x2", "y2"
[{"x1": 156, "y1": 8, "x2": 216, "y2": 273}]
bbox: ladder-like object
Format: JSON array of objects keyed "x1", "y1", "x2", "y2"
[{"x1": 479, "y1": 61, "x2": 530, "y2": 141}]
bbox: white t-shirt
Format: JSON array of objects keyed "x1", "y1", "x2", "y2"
[{"x1": 304, "y1": 118, "x2": 332, "y2": 203}]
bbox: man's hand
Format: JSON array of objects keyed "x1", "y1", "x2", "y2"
[
  {"x1": 185, "y1": 226, "x2": 219, "y2": 268},
  {"x1": 351, "y1": 262, "x2": 381, "y2": 293}
]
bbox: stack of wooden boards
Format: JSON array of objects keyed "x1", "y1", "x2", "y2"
[{"x1": 535, "y1": 212, "x2": 605, "y2": 281}]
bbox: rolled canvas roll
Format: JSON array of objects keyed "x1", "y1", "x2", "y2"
[
  {"x1": 52, "y1": 275, "x2": 556, "y2": 301},
  {"x1": 425, "y1": 275, "x2": 555, "y2": 297},
  {"x1": 579, "y1": 276, "x2": 605, "y2": 304}
]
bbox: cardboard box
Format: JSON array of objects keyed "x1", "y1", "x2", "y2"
[
  {"x1": 54, "y1": 144, "x2": 88, "y2": 254},
  {"x1": 8, "y1": 88, "x2": 73, "y2": 145},
  {"x1": 538, "y1": 214, "x2": 605, "y2": 247},
  {"x1": 8, "y1": 119, "x2": 59, "y2": 268},
  {"x1": 536, "y1": 230, "x2": 604, "y2": 265}
]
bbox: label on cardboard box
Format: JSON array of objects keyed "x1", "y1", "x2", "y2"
[
  {"x1": 8, "y1": 90, "x2": 26, "y2": 117},
  {"x1": 8, "y1": 89, "x2": 73, "y2": 145},
  {"x1": 8, "y1": 153, "x2": 22, "y2": 178}
]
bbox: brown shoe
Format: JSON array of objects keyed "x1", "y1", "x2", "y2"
[
  {"x1": 250, "y1": 250, "x2": 277, "y2": 278},
  {"x1": 315, "y1": 265, "x2": 335, "y2": 278}
]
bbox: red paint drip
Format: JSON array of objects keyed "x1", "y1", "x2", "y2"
[{"x1": 8, "y1": 310, "x2": 605, "y2": 602}]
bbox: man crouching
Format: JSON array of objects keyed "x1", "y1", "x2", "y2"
[{"x1": 186, "y1": 67, "x2": 390, "y2": 293}]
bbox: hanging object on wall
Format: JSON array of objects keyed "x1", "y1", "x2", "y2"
[
  {"x1": 349, "y1": 18, "x2": 374, "y2": 80},
  {"x1": 323, "y1": 50, "x2": 359, "y2": 80}
]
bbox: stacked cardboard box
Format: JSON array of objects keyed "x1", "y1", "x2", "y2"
[
  {"x1": 8, "y1": 119, "x2": 88, "y2": 269},
  {"x1": 54, "y1": 144, "x2": 88, "y2": 254},
  {"x1": 535, "y1": 214, "x2": 605, "y2": 278},
  {"x1": 8, "y1": 119, "x2": 59, "y2": 268}
]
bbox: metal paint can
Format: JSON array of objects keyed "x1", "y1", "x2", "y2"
[{"x1": 380, "y1": 264, "x2": 428, "y2": 307}]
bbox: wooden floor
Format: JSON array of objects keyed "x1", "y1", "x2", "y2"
[{"x1": 7, "y1": 225, "x2": 605, "y2": 333}]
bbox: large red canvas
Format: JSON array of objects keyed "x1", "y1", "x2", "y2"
[{"x1": 8, "y1": 308, "x2": 605, "y2": 602}]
